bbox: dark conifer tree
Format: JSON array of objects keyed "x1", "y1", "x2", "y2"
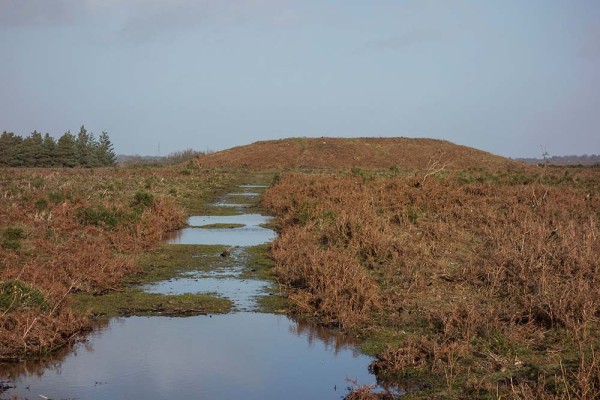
[
  {"x1": 0, "y1": 131, "x2": 18, "y2": 166},
  {"x1": 0, "y1": 126, "x2": 117, "y2": 167},
  {"x1": 97, "y1": 131, "x2": 116, "y2": 166},
  {"x1": 11, "y1": 133, "x2": 24, "y2": 166},
  {"x1": 41, "y1": 133, "x2": 57, "y2": 167},
  {"x1": 56, "y1": 132, "x2": 78, "y2": 167},
  {"x1": 24, "y1": 131, "x2": 44, "y2": 167}
]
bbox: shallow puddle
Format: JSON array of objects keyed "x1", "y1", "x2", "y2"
[
  {"x1": 142, "y1": 277, "x2": 270, "y2": 311},
  {"x1": 188, "y1": 214, "x2": 271, "y2": 227},
  {"x1": 225, "y1": 192, "x2": 260, "y2": 196},
  {"x1": 2, "y1": 315, "x2": 376, "y2": 400},
  {"x1": 0, "y1": 185, "x2": 382, "y2": 399},
  {"x1": 211, "y1": 201, "x2": 250, "y2": 208},
  {"x1": 166, "y1": 226, "x2": 275, "y2": 246},
  {"x1": 167, "y1": 214, "x2": 276, "y2": 246}
]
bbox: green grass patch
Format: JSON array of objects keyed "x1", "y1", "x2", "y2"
[
  {"x1": 76, "y1": 205, "x2": 122, "y2": 230},
  {"x1": 1, "y1": 226, "x2": 26, "y2": 250},
  {"x1": 0, "y1": 280, "x2": 48, "y2": 311},
  {"x1": 239, "y1": 244, "x2": 276, "y2": 281},
  {"x1": 2, "y1": 227, "x2": 26, "y2": 241},
  {"x1": 238, "y1": 244, "x2": 290, "y2": 313},
  {"x1": 73, "y1": 290, "x2": 231, "y2": 317},
  {"x1": 357, "y1": 323, "x2": 413, "y2": 357},
  {"x1": 130, "y1": 244, "x2": 241, "y2": 285},
  {"x1": 255, "y1": 293, "x2": 290, "y2": 314}
]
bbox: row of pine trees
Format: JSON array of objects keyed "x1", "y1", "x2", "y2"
[{"x1": 0, "y1": 126, "x2": 116, "y2": 168}]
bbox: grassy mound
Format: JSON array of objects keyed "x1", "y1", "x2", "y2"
[{"x1": 196, "y1": 137, "x2": 518, "y2": 171}]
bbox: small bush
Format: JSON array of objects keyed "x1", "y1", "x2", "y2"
[
  {"x1": 131, "y1": 191, "x2": 154, "y2": 213},
  {"x1": 1, "y1": 227, "x2": 26, "y2": 250},
  {"x1": 0, "y1": 280, "x2": 47, "y2": 311},
  {"x1": 2, "y1": 227, "x2": 25, "y2": 241},
  {"x1": 35, "y1": 198, "x2": 48, "y2": 211},
  {"x1": 30, "y1": 176, "x2": 44, "y2": 188},
  {"x1": 48, "y1": 191, "x2": 65, "y2": 203},
  {"x1": 77, "y1": 205, "x2": 121, "y2": 230}
]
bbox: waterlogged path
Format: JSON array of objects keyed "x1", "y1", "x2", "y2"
[{"x1": 1, "y1": 184, "x2": 378, "y2": 399}]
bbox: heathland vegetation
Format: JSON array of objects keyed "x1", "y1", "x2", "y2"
[
  {"x1": 1, "y1": 136, "x2": 598, "y2": 399},
  {"x1": 195, "y1": 137, "x2": 517, "y2": 170},
  {"x1": 258, "y1": 150, "x2": 600, "y2": 398},
  {"x1": 0, "y1": 126, "x2": 116, "y2": 168},
  {"x1": 0, "y1": 164, "x2": 237, "y2": 360}
]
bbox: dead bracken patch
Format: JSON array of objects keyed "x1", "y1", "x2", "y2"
[
  {"x1": 0, "y1": 167, "x2": 234, "y2": 360},
  {"x1": 263, "y1": 165, "x2": 600, "y2": 398}
]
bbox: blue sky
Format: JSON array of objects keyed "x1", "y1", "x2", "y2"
[{"x1": 1, "y1": 0, "x2": 599, "y2": 157}]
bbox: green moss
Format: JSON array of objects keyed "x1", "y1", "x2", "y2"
[
  {"x1": 239, "y1": 244, "x2": 273, "y2": 277},
  {"x1": 73, "y1": 290, "x2": 231, "y2": 317},
  {"x1": 358, "y1": 326, "x2": 409, "y2": 356},
  {"x1": 256, "y1": 293, "x2": 290, "y2": 314},
  {"x1": 130, "y1": 244, "x2": 241, "y2": 285}
]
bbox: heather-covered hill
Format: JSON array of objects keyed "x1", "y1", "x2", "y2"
[{"x1": 195, "y1": 137, "x2": 519, "y2": 170}]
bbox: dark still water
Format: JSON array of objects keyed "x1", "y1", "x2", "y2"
[{"x1": 2, "y1": 314, "x2": 375, "y2": 400}]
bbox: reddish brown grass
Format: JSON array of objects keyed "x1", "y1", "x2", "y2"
[
  {"x1": 263, "y1": 166, "x2": 600, "y2": 398},
  {"x1": 196, "y1": 137, "x2": 518, "y2": 171},
  {"x1": 0, "y1": 167, "x2": 229, "y2": 360}
]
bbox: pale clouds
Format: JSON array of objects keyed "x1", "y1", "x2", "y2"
[
  {"x1": 358, "y1": 31, "x2": 444, "y2": 54},
  {"x1": 0, "y1": 0, "x2": 298, "y2": 31}
]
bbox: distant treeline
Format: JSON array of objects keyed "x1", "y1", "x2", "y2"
[
  {"x1": 117, "y1": 149, "x2": 211, "y2": 166},
  {"x1": 517, "y1": 154, "x2": 600, "y2": 166},
  {"x1": 0, "y1": 126, "x2": 116, "y2": 167}
]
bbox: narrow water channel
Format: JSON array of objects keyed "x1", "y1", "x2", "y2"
[{"x1": 1, "y1": 184, "x2": 380, "y2": 399}]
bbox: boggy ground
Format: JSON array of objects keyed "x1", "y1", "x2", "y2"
[
  {"x1": 262, "y1": 165, "x2": 600, "y2": 399},
  {"x1": 0, "y1": 164, "x2": 256, "y2": 361}
]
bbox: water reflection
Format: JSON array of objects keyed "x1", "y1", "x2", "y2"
[
  {"x1": 225, "y1": 192, "x2": 260, "y2": 196},
  {"x1": 292, "y1": 319, "x2": 363, "y2": 357},
  {"x1": 166, "y1": 214, "x2": 276, "y2": 246},
  {"x1": 211, "y1": 202, "x2": 250, "y2": 208},
  {"x1": 142, "y1": 277, "x2": 270, "y2": 311},
  {"x1": 188, "y1": 214, "x2": 271, "y2": 227},
  {"x1": 0, "y1": 320, "x2": 109, "y2": 381},
  {"x1": 0, "y1": 186, "x2": 383, "y2": 399},
  {"x1": 1, "y1": 315, "x2": 376, "y2": 400},
  {"x1": 143, "y1": 243, "x2": 272, "y2": 310},
  {"x1": 167, "y1": 226, "x2": 276, "y2": 246}
]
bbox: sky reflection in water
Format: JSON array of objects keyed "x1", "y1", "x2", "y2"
[
  {"x1": 3, "y1": 315, "x2": 376, "y2": 400},
  {"x1": 167, "y1": 214, "x2": 276, "y2": 246}
]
